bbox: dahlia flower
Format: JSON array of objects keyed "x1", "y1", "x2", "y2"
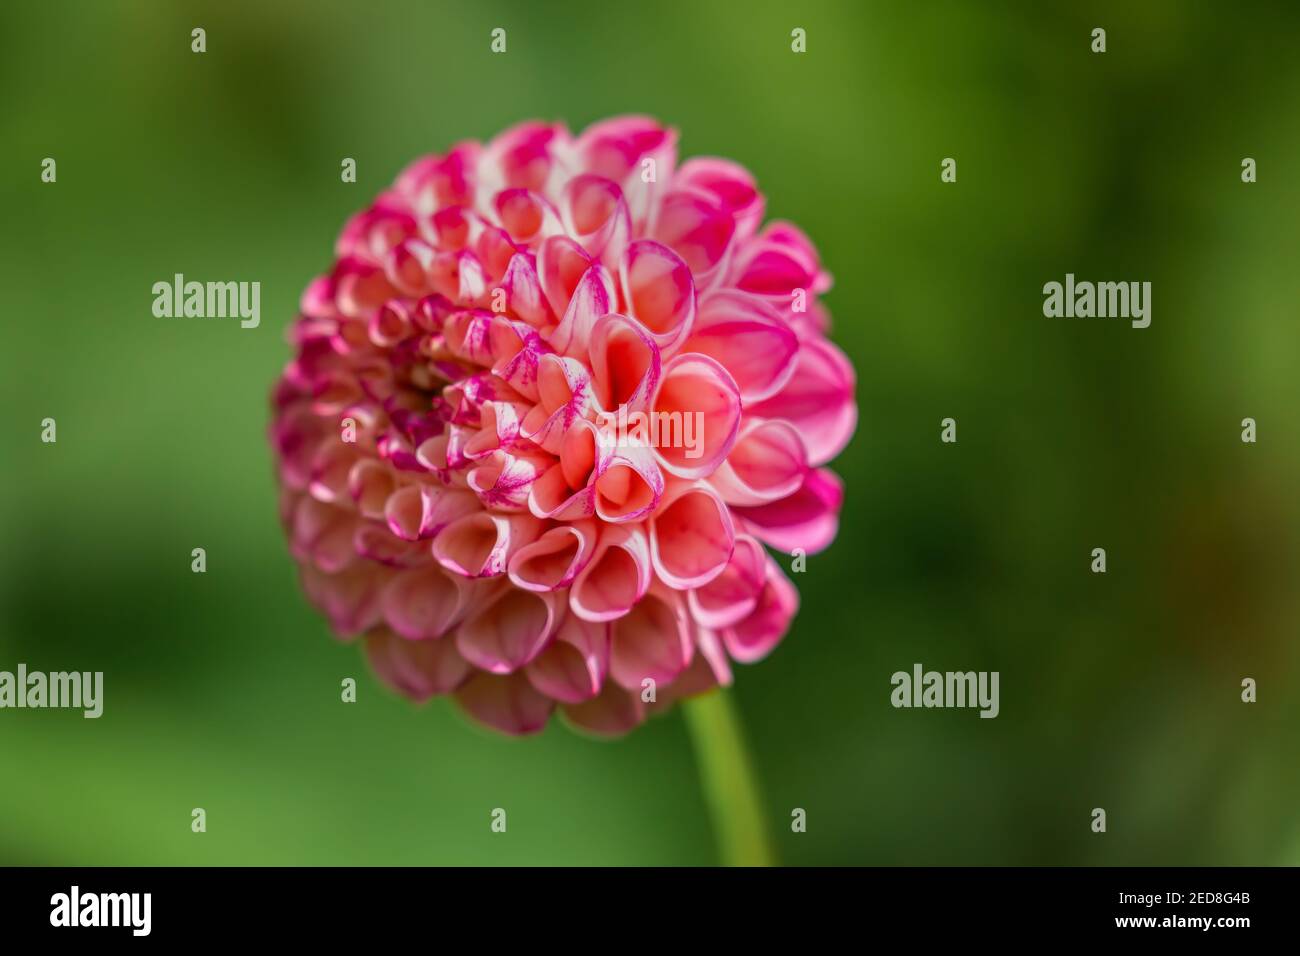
[{"x1": 270, "y1": 117, "x2": 856, "y2": 736}]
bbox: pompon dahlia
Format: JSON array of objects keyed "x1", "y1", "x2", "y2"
[{"x1": 269, "y1": 117, "x2": 857, "y2": 736}]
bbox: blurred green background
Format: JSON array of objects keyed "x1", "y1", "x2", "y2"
[{"x1": 2, "y1": 0, "x2": 1298, "y2": 866}]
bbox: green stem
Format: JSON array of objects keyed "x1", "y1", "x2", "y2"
[{"x1": 681, "y1": 688, "x2": 776, "y2": 867}]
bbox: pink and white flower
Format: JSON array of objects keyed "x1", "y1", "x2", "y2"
[{"x1": 270, "y1": 117, "x2": 856, "y2": 736}]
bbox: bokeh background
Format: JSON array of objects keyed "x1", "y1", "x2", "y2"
[{"x1": 2, "y1": 0, "x2": 1297, "y2": 866}]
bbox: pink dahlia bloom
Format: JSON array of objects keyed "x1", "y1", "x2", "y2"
[{"x1": 269, "y1": 117, "x2": 856, "y2": 736}]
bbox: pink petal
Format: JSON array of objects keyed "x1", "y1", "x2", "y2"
[
  {"x1": 300, "y1": 563, "x2": 384, "y2": 638},
  {"x1": 382, "y1": 241, "x2": 436, "y2": 298},
  {"x1": 720, "y1": 558, "x2": 799, "y2": 664},
  {"x1": 649, "y1": 481, "x2": 735, "y2": 589},
  {"x1": 454, "y1": 670, "x2": 555, "y2": 736},
  {"x1": 489, "y1": 317, "x2": 548, "y2": 401},
  {"x1": 569, "y1": 523, "x2": 652, "y2": 622},
  {"x1": 493, "y1": 188, "x2": 564, "y2": 246},
  {"x1": 527, "y1": 418, "x2": 601, "y2": 520},
  {"x1": 384, "y1": 484, "x2": 480, "y2": 541},
  {"x1": 747, "y1": 338, "x2": 856, "y2": 467},
  {"x1": 709, "y1": 418, "x2": 808, "y2": 506},
  {"x1": 482, "y1": 121, "x2": 567, "y2": 194},
  {"x1": 731, "y1": 220, "x2": 831, "y2": 300},
  {"x1": 650, "y1": 352, "x2": 742, "y2": 479},
  {"x1": 525, "y1": 613, "x2": 609, "y2": 704},
  {"x1": 651, "y1": 188, "x2": 736, "y2": 292},
  {"x1": 673, "y1": 157, "x2": 765, "y2": 242},
  {"x1": 618, "y1": 239, "x2": 696, "y2": 352},
  {"x1": 735, "y1": 467, "x2": 843, "y2": 555},
  {"x1": 575, "y1": 115, "x2": 677, "y2": 234},
  {"x1": 562, "y1": 174, "x2": 631, "y2": 267},
  {"x1": 381, "y1": 565, "x2": 470, "y2": 640},
  {"x1": 687, "y1": 534, "x2": 767, "y2": 629},
  {"x1": 681, "y1": 290, "x2": 798, "y2": 402},
  {"x1": 548, "y1": 263, "x2": 615, "y2": 356},
  {"x1": 593, "y1": 440, "x2": 664, "y2": 523},
  {"x1": 456, "y1": 588, "x2": 561, "y2": 673},
  {"x1": 588, "y1": 313, "x2": 662, "y2": 414},
  {"x1": 536, "y1": 234, "x2": 593, "y2": 321},
  {"x1": 365, "y1": 626, "x2": 472, "y2": 701},
  {"x1": 466, "y1": 448, "x2": 551, "y2": 511},
  {"x1": 520, "y1": 354, "x2": 595, "y2": 454},
  {"x1": 561, "y1": 681, "x2": 647, "y2": 737},
  {"x1": 508, "y1": 520, "x2": 598, "y2": 592},
  {"x1": 495, "y1": 252, "x2": 550, "y2": 326},
  {"x1": 432, "y1": 511, "x2": 544, "y2": 578},
  {"x1": 607, "y1": 587, "x2": 693, "y2": 691}
]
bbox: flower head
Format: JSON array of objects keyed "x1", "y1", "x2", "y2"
[{"x1": 270, "y1": 117, "x2": 856, "y2": 735}]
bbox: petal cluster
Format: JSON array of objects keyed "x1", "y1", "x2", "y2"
[{"x1": 269, "y1": 117, "x2": 856, "y2": 735}]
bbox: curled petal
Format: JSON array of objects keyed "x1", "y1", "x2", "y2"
[
  {"x1": 709, "y1": 418, "x2": 808, "y2": 507},
  {"x1": 569, "y1": 523, "x2": 652, "y2": 622},
  {"x1": 562, "y1": 174, "x2": 631, "y2": 267},
  {"x1": 731, "y1": 220, "x2": 831, "y2": 301},
  {"x1": 432, "y1": 511, "x2": 544, "y2": 578},
  {"x1": 493, "y1": 188, "x2": 564, "y2": 247},
  {"x1": 381, "y1": 565, "x2": 470, "y2": 640},
  {"x1": 365, "y1": 626, "x2": 472, "y2": 701},
  {"x1": 442, "y1": 309, "x2": 496, "y2": 366},
  {"x1": 291, "y1": 497, "x2": 359, "y2": 573},
  {"x1": 508, "y1": 520, "x2": 599, "y2": 592},
  {"x1": 720, "y1": 558, "x2": 799, "y2": 664},
  {"x1": 527, "y1": 419, "x2": 601, "y2": 520},
  {"x1": 396, "y1": 144, "x2": 479, "y2": 212},
  {"x1": 421, "y1": 204, "x2": 476, "y2": 252},
  {"x1": 548, "y1": 262, "x2": 615, "y2": 357},
  {"x1": 747, "y1": 339, "x2": 856, "y2": 466},
  {"x1": 519, "y1": 355, "x2": 595, "y2": 453},
  {"x1": 457, "y1": 588, "x2": 561, "y2": 673},
  {"x1": 462, "y1": 400, "x2": 530, "y2": 461},
  {"x1": 575, "y1": 115, "x2": 677, "y2": 234},
  {"x1": 687, "y1": 533, "x2": 766, "y2": 630},
  {"x1": 650, "y1": 352, "x2": 742, "y2": 479},
  {"x1": 526, "y1": 613, "x2": 609, "y2": 704},
  {"x1": 561, "y1": 681, "x2": 647, "y2": 736},
  {"x1": 735, "y1": 467, "x2": 843, "y2": 555},
  {"x1": 488, "y1": 317, "x2": 548, "y2": 401},
  {"x1": 332, "y1": 256, "x2": 399, "y2": 318},
  {"x1": 618, "y1": 239, "x2": 696, "y2": 353},
  {"x1": 681, "y1": 290, "x2": 798, "y2": 402},
  {"x1": 496, "y1": 252, "x2": 550, "y2": 326},
  {"x1": 607, "y1": 586, "x2": 693, "y2": 691},
  {"x1": 674, "y1": 157, "x2": 765, "y2": 242},
  {"x1": 454, "y1": 670, "x2": 554, "y2": 735},
  {"x1": 352, "y1": 523, "x2": 432, "y2": 568},
  {"x1": 592, "y1": 438, "x2": 664, "y2": 524},
  {"x1": 650, "y1": 480, "x2": 735, "y2": 589},
  {"x1": 651, "y1": 188, "x2": 736, "y2": 292},
  {"x1": 466, "y1": 448, "x2": 551, "y2": 512},
  {"x1": 300, "y1": 563, "x2": 384, "y2": 638},
  {"x1": 429, "y1": 250, "x2": 487, "y2": 304},
  {"x1": 309, "y1": 441, "x2": 360, "y2": 505},
  {"x1": 536, "y1": 234, "x2": 593, "y2": 322},
  {"x1": 383, "y1": 240, "x2": 437, "y2": 298},
  {"x1": 588, "y1": 313, "x2": 662, "y2": 414},
  {"x1": 481, "y1": 121, "x2": 568, "y2": 194},
  {"x1": 384, "y1": 484, "x2": 480, "y2": 541}
]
